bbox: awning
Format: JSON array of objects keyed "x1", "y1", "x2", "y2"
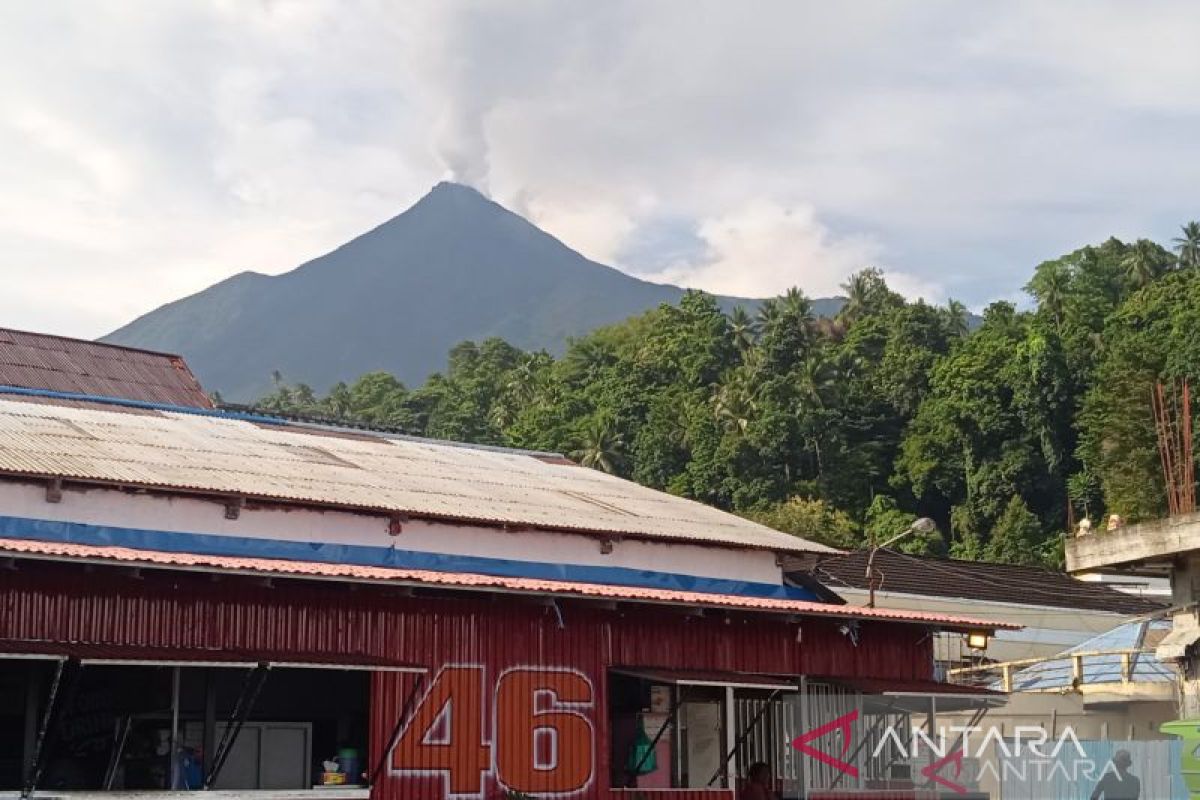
[
  {"x1": 0, "y1": 639, "x2": 425, "y2": 673},
  {"x1": 829, "y1": 676, "x2": 1007, "y2": 712},
  {"x1": 0, "y1": 535, "x2": 1018, "y2": 632},
  {"x1": 611, "y1": 667, "x2": 799, "y2": 691}
]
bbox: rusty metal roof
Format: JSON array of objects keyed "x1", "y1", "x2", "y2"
[
  {"x1": 796, "y1": 549, "x2": 1165, "y2": 615},
  {"x1": 0, "y1": 395, "x2": 838, "y2": 554},
  {"x1": 0, "y1": 328, "x2": 211, "y2": 408},
  {"x1": 0, "y1": 536, "x2": 1015, "y2": 631}
]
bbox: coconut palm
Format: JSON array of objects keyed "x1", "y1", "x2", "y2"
[
  {"x1": 781, "y1": 287, "x2": 813, "y2": 321},
  {"x1": 755, "y1": 298, "x2": 782, "y2": 336},
  {"x1": 795, "y1": 354, "x2": 836, "y2": 410},
  {"x1": 1174, "y1": 221, "x2": 1200, "y2": 269},
  {"x1": 840, "y1": 270, "x2": 873, "y2": 323},
  {"x1": 710, "y1": 373, "x2": 757, "y2": 435},
  {"x1": 324, "y1": 382, "x2": 353, "y2": 419},
  {"x1": 1122, "y1": 239, "x2": 1169, "y2": 288},
  {"x1": 1024, "y1": 263, "x2": 1069, "y2": 331},
  {"x1": 944, "y1": 299, "x2": 970, "y2": 338},
  {"x1": 563, "y1": 339, "x2": 613, "y2": 381},
  {"x1": 571, "y1": 415, "x2": 626, "y2": 474},
  {"x1": 839, "y1": 268, "x2": 892, "y2": 324},
  {"x1": 505, "y1": 354, "x2": 542, "y2": 406},
  {"x1": 728, "y1": 306, "x2": 757, "y2": 353}
]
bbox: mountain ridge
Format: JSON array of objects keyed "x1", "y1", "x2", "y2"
[{"x1": 104, "y1": 182, "x2": 845, "y2": 401}]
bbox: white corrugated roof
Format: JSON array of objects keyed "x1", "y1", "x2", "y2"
[{"x1": 0, "y1": 397, "x2": 836, "y2": 554}]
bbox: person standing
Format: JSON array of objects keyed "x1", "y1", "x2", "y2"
[
  {"x1": 1090, "y1": 750, "x2": 1140, "y2": 800},
  {"x1": 740, "y1": 762, "x2": 775, "y2": 800}
]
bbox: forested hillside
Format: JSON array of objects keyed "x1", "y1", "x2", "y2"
[{"x1": 251, "y1": 228, "x2": 1200, "y2": 565}]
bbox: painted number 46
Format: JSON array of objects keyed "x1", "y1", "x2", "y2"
[{"x1": 391, "y1": 665, "x2": 595, "y2": 797}]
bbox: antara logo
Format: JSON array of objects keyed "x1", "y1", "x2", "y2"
[{"x1": 792, "y1": 710, "x2": 1101, "y2": 796}]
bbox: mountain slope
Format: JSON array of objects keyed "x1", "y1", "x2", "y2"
[{"x1": 104, "y1": 183, "x2": 844, "y2": 401}]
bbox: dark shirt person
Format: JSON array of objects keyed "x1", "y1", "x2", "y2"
[
  {"x1": 741, "y1": 761, "x2": 774, "y2": 800},
  {"x1": 1091, "y1": 750, "x2": 1140, "y2": 800}
]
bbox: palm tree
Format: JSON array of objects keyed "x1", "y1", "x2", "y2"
[
  {"x1": 840, "y1": 270, "x2": 873, "y2": 323},
  {"x1": 781, "y1": 287, "x2": 813, "y2": 320},
  {"x1": 1024, "y1": 263, "x2": 1069, "y2": 331},
  {"x1": 728, "y1": 306, "x2": 757, "y2": 354},
  {"x1": 571, "y1": 415, "x2": 625, "y2": 474},
  {"x1": 1122, "y1": 239, "x2": 1170, "y2": 288},
  {"x1": 944, "y1": 299, "x2": 970, "y2": 338},
  {"x1": 1175, "y1": 221, "x2": 1200, "y2": 269},
  {"x1": 710, "y1": 374, "x2": 757, "y2": 435},
  {"x1": 780, "y1": 287, "x2": 816, "y2": 351},
  {"x1": 505, "y1": 354, "x2": 542, "y2": 407},
  {"x1": 755, "y1": 298, "x2": 782, "y2": 336},
  {"x1": 563, "y1": 339, "x2": 613, "y2": 381},
  {"x1": 324, "y1": 382, "x2": 353, "y2": 419},
  {"x1": 795, "y1": 354, "x2": 835, "y2": 410}
]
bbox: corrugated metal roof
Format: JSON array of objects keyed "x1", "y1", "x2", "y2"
[
  {"x1": 0, "y1": 536, "x2": 1015, "y2": 631},
  {"x1": 0, "y1": 328, "x2": 212, "y2": 408},
  {"x1": 1003, "y1": 618, "x2": 1174, "y2": 691},
  {"x1": 0, "y1": 395, "x2": 838, "y2": 554},
  {"x1": 796, "y1": 549, "x2": 1165, "y2": 615}
]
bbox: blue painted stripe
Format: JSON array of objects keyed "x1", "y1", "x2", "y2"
[
  {"x1": 0, "y1": 514, "x2": 819, "y2": 602},
  {"x1": 0, "y1": 384, "x2": 296, "y2": 425}
]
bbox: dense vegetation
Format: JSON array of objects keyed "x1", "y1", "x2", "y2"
[{"x1": 251, "y1": 227, "x2": 1200, "y2": 565}]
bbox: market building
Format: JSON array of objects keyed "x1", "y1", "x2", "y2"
[{"x1": 0, "y1": 330, "x2": 1009, "y2": 800}]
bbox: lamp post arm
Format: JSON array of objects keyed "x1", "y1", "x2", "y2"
[{"x1": 866, "y1": 525, "x2": 916, "y2": 608}]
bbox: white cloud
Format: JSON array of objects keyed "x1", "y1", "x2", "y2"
[
  {"x1": 639, "y1": 201, "x2": 880, "y2": 299},
  {"x1": 0, "y1": 0, "x2": 1199, "y2": 337}
]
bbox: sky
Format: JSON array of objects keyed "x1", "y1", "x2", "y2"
[{"x1": 3, "y1": 1, "x2": 1200, "y2": 338}]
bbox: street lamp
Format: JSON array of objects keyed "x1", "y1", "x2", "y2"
[{"x1": 866, "y1": 517, "x2": 937, "y2": 608}]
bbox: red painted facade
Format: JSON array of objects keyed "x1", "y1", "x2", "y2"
[{"x1": 1, "y1": 560, "x2": 934, "y2": 799}]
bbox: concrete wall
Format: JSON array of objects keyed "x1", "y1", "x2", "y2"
[{"x1": 0, "y1": 480, "x2": 782, "y2": 587}]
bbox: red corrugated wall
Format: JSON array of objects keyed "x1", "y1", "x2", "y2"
[{"x1": 0, "y1": 561, "x2": 933, "y2": 800}]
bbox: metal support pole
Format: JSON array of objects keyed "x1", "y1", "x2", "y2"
[
  {"x1": 707, "y1": 688, "x2": 784, "y2": 788},
  {"x1": 103, "y1": 717, "x2": 133, "y2": 790},
  {"x1": 369, "y1": 672, "x2": 428, "y2": 787},
  {"x1": 204, "y1": 663, "x2": 270, "y2": 789},
  {"x1": 169, "y1": 666, "x2": 181, "y2": 790},
  {"x1": 830, "y1": 698, "x2": 900, "y2": 790},
  {"x1": 627, "y1": 685, "x2": 690, "y2": 784},
  {"x1": 22, "y1": 659, "x2": 83, "y2": 800},
  {"x1": 722, "y1": 685, "x2": 736, "y2": 788},
  {"x1": 203, "y1": 668, "x2": 217, "y2": 784},
  {"x1": 797, "y1": 676, "x2": 808, "y2": 795},
  {"x1": 21, "y1": 663, "x2": 41, "y2": 787}
]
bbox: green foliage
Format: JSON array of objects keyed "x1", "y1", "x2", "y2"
[
  {"x1": 1078, "y1": 270, "x2": 1200, "y2": 521},
  {"x1": 745, "y1": 497, "x2": 861, "y2": 550},
  {"x1": 253, "y1": 229, "x2": 1200, "y2": 567},
  {"x1": 983, "y1": 495, "x2": 1045, "y2": 566}
]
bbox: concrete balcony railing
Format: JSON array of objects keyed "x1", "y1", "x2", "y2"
[
  {"x1": 947, "y1": 649, "x2": 1161, "y2": 694},
  {"x1": 1065, "y1": 511, "x2": 1200, "y2": 574}
]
